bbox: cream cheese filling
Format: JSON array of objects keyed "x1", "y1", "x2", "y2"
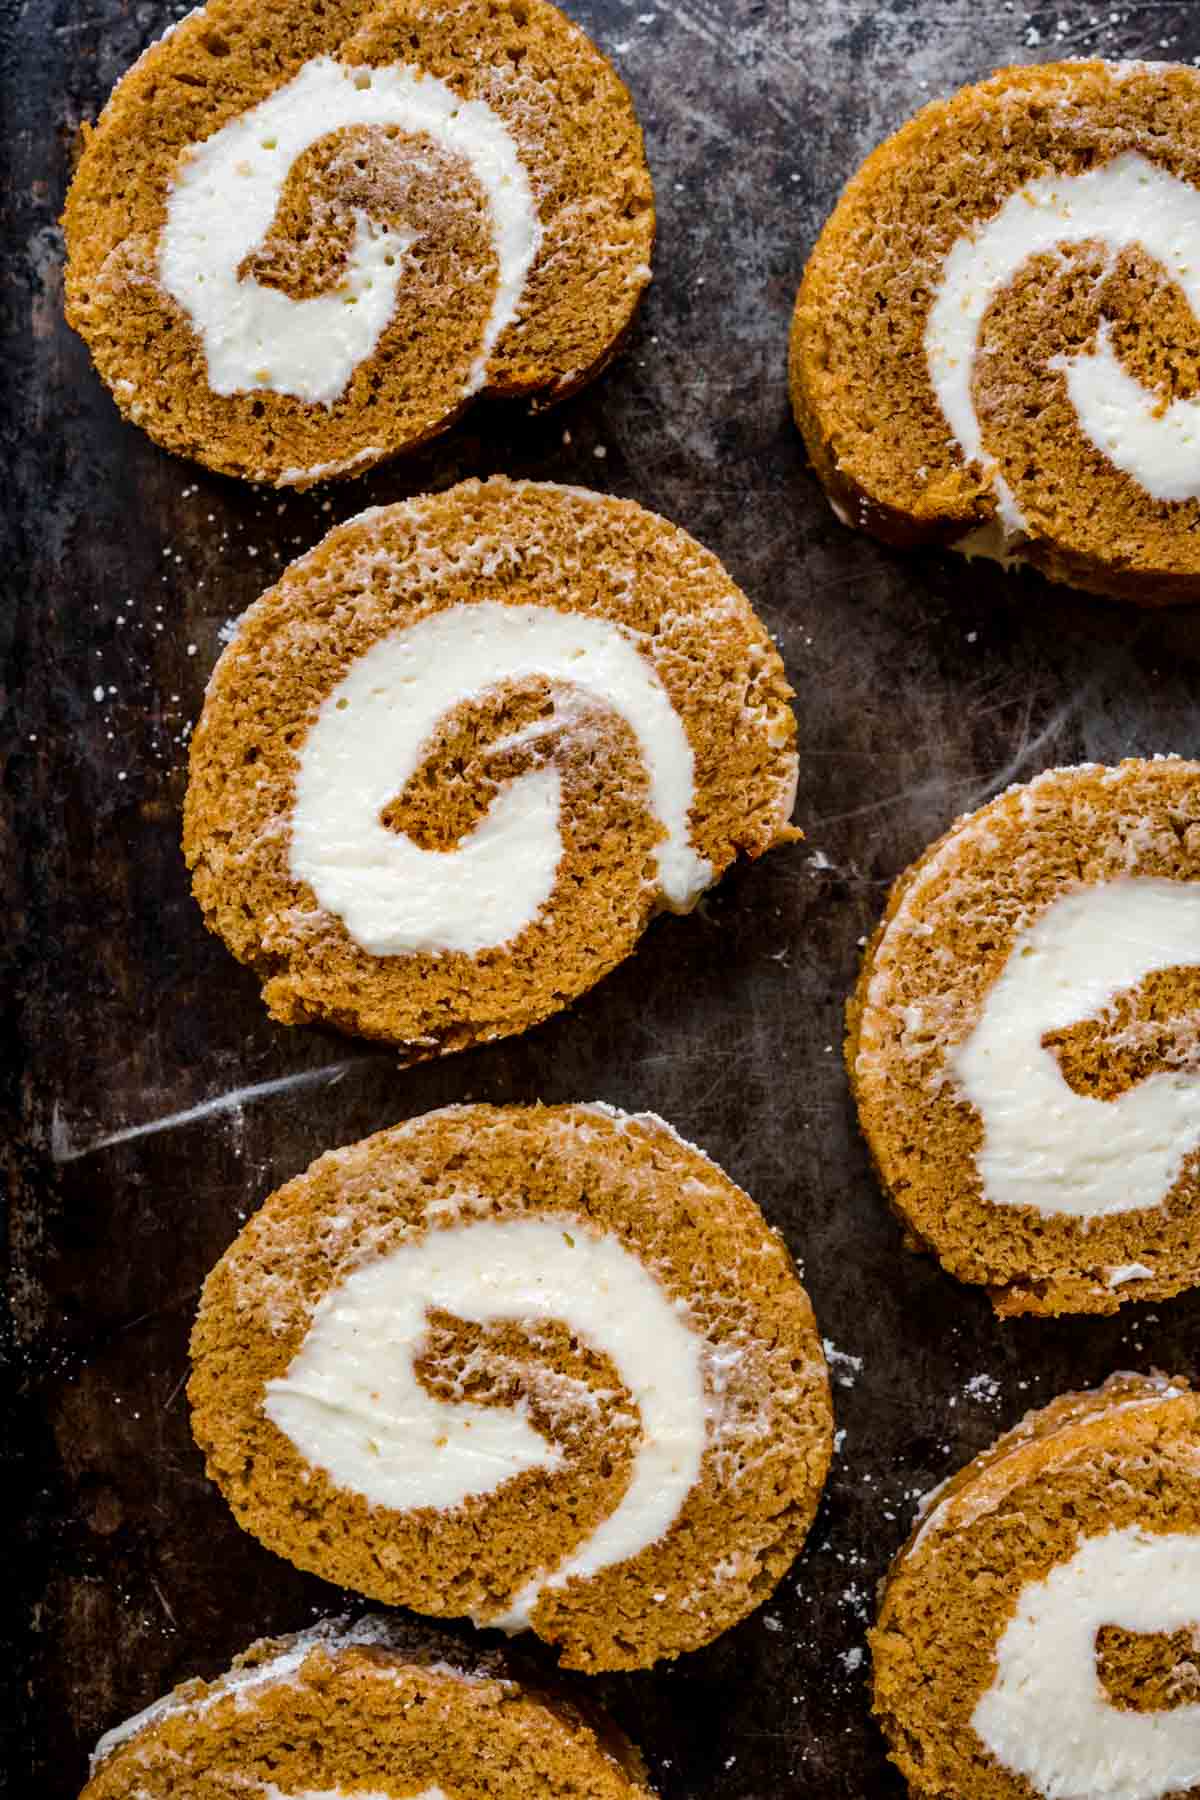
[
  {"x1": 287, "y1": 600, "x2": 712, "y2": 956},
  {"x1": 160, "y1": 55, "x2": 540, "y2": 404},
  {"x1": 952, "y1": 877, "x2": 1200, "y2": 1218},
  {"x1": 263, "y1": 1213, "x2": 709, "y2": 1630},
  {"x1": 972, "y1": 1525, "x2": 1200, "y2": 1800},
  {"x1": 928, "y1": 151, "x2": 1200, "y2": 536}
]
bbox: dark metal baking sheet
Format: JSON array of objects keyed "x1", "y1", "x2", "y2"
[{"x1": 7, "y1": 1, "x2": 1200, "y2": 1794}]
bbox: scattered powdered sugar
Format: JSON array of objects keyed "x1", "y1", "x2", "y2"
[
  {"x1": 839, "y1": 1581, "x2": 870, "y2": 1622},
  {"x1": 963, "y1": 1372, "x2": 1002, "y2": 1405},
  {"x1": 822, "y1": 1339, "x2": 863, "y2": 1389}
]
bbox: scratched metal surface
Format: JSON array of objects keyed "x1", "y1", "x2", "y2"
[{"x1": 7, "y1": 0, "x2": 1200, "y2": 1794}]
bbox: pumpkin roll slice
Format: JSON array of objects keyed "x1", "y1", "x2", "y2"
[
  {"x1": 183, "y1": 478, "x2": 800, "y2": 1054},
  {"x1": 83, "y1": 1616, "x2": 657, "y2": 1800},
  {"x1": 62, "y1": 0, "x2": 653, "y2": 486},
  {"x1": 873, "y1": 1374, "x2": 1200, "y2": 1800},
  {"x1": 792, "y1": 60, "x2": 1200, "y2": 603},
  {"x1": 188, "y1": 1103, "x2": 833, "y2": 1672},
  {"x1": 848, "y1": 758, "x2": 1200, "y2": 1316}
]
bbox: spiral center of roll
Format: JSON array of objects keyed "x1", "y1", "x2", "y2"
[
  {"x1": 1097, "y1": 1623, "x2": 1200, "y2": 1713},
  {"x1": 263, "y1": 1214, "x2": 708, "y2": 1628},
  {"x1": 288, "y1": 600, "x2": 712, "y2": 956},
  {"x1": 951, "y1": 878, "x2": 1200, "y2": 1218},
  {"x1": 159, "y1": 56, "x2": 540, "y2": 404},
  {"x1": 926, "y1": 151, "x2": 1200, "y2": 533},
  {"x1": 971, "y1": 1526, "x2": 1200, "y2": 1800}
]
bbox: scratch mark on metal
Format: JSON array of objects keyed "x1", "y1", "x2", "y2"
[{"x1": 50, "y1": 1063, "x2": 358, "y2": 1164}]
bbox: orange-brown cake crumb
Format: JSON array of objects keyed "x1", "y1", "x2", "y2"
[
  {"x1": 848, "y1": 759, "x2": 1200, "y2": 1316},
  {"x1": 84, "y1": 1616, "x2": 658, "y2": 1799},
  {"x1": 63, "y1": 0, "x2": 653, "y2": 485},
  {"x1": 872, "y1": 1374, "x2": 1200, "y2": 1799},
  {"x1": 188, "y1": 1103, "x2": 833, "y2": 1672},
  {"x1": 183, "y1": 477, "x2": 800, "y2": 1054},
  {"x1": 792, "y1": 60, "x2": 1200, "y2": 604}
]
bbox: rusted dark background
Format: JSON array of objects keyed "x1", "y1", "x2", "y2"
[{"x1": 6, "y1": 1, "x2": 1200, "y2": 1794}]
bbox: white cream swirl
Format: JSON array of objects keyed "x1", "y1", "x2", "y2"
[
  {"x1": 926, "y1": 151, "x2": 1200, "y2": 533},
  {"x1": 263, "y1": 1213, "x2": 708, "y2": 1629},
  {"x1": 288, "y1": 600, "x2": 712, "y2": 956},
  {"x1": 160, "y1": 55, "x2": 540, "y2": 404},
  {"x1": 972, "y1": 1526, "x2": 1200, "y2": 1800},
  {"x1": 952, "y1": 878, "x2": 1200, "y2": 1218}
]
